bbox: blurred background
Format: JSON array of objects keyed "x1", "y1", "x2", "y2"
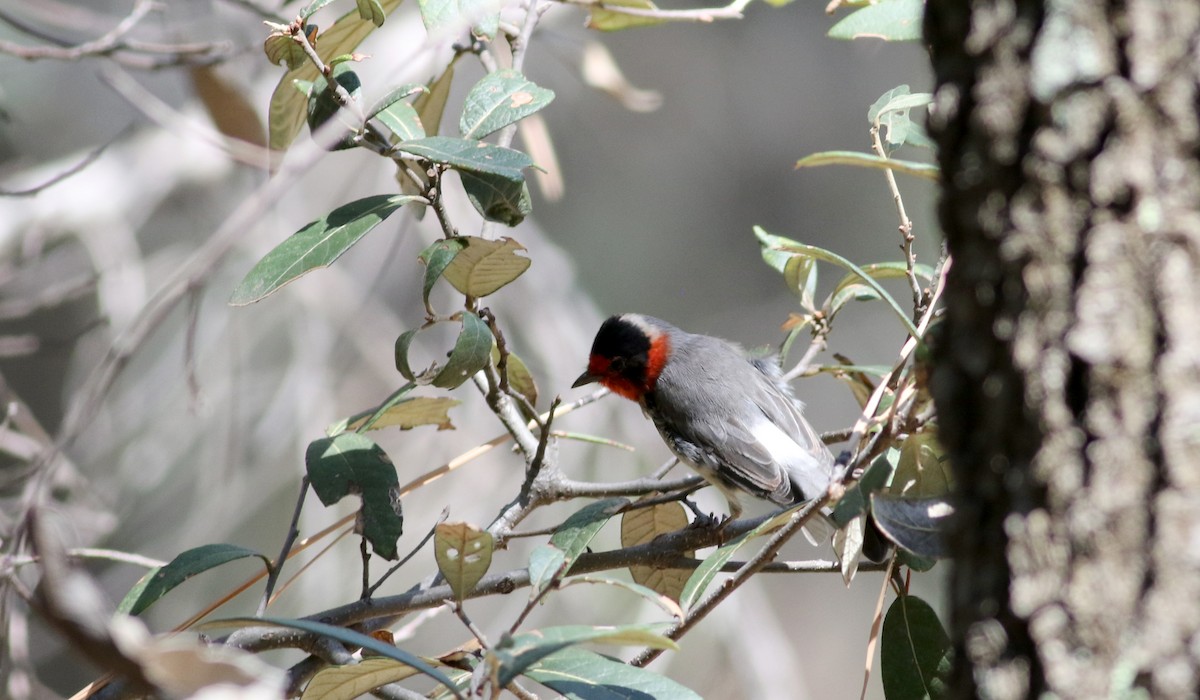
[{"x1": 0, "y1": 0, "x2": 939, "y2": 697}]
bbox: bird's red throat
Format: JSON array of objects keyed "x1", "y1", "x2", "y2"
[{"x1": 591, "y1": 332, "x2": 671, "y2": 401}]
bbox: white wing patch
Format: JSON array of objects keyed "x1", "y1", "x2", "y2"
[{"x1": 747, "y1": 412, "x2": 831, "y2": 501}]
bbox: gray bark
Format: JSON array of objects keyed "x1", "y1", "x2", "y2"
[{"x1": 925, "y1": 1, "x2": 1200, "y2": 697}]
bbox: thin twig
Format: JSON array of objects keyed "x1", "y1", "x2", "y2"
[
  {"x1": 561, "y1": 0, "x2": 754, "y2": 22},
  {"x1": 0, "y1": 136, "x2": 120, "y2": 197},
  {"x1": 869, "y1": 124, "x2": 922, "y2": 319},
  {"x1": 258, "y1": 477, "x2": 310, "y2": 616},
  {"x1": 368, "y1": 510, "x2": 449, "y2": 597}
]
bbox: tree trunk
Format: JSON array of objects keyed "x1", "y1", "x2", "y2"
[{"x1": 925, "y1": 2, "x2": 1200, "y2": 698}]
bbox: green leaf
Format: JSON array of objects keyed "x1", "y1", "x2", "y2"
[
  {"x1": 306, "y1": 433, "x2": 403, "y2": 560},
  {"x1": 418, "y1": 0, "x2": 499, "y2": 38},
  {"x1": 796, "y1": 150, "x2": 939, "y2": 181},
  {"x1": 869, "y1": 85, "x2": 934, "y2": 150},
  {"x1": 831, "y1": 452, "x2": 895, "y2": 527},
  {"x1": 211, "y1": 616, "x2": 463, "y2": 699},
  {"x1": 564, "y1": 575, "x2": 684, "y2": 619},
  {"x1": 550, "y1": 498, "x2": 629, "y2": 570},
  {"x1": 498, "y1": 625, "x2": 677, "y2": 687},
  {"x1": 307, "y1": 63, "x2": 362, "y2": 148},
  {"x1": 493, "y1": 345, "x2": 539, "y2": 405},
  {"x1": 621, "y1": 500, "x2": 692, "y2": 603},
  {"x1": 300, "y1": 0, "x2": 339, "y2": 19},
  {"x1": 525, "y1": 647, "x2": 701, "y2": 699},
  {"x1": 395, "y1": 136, "x2": 534, "y2": 182},
  {"x1": 395, "y1": 313, "x2": 494, "y2": 389},
  {"x1": 893, "y1": 432, "x2": 952, "y2": 498},
  {"x1": 761, "y1": 244, "x2": 818, "y2": 310},
  {"x1": 527, "y1": 543, "x2": 568, "y2": 599},
  {"x1": 870, "y1": 493, "x2": 954, "y2": 560},
  {"x1": 118, "y1": 544, "x2": 270, "y2": 616},
  {"x1": 356, "y1": 0, "x2": 386, "y2": 25},
  {"x1": 415, "y1": 62, "x2": 455, "y2": 137},
  {"x1": 263, "y1": 32, "x2": 307, "y2": 71},
  {"x1": 828, "y1": 0, "x2": 924, "y2": 42},
  {"x1": 368, "y1": 84, "x2": 428, "y2": 141},
  {"x1": 460, "y1": 69, "x2": 555, "y2": 139},
  {"x1": 460, "y1": 170, "x2": 532, "y2": 226},
  {"x1": 417, "y1": 239, "x2": 466, "y2": 312},
  {"x1": 230, "y1": 195, "x2": 416, "y2": 305},
  {"x1": 587, "y1": 0, "x2": 666, "y2": 31},
  {"x1": 754, "y1": 227, "x2": 921, "y2": 338},
  {"x1": 679, "y1": 515, "x2": 780, "y2": 613},
  {"x1": 881, "y1": 595, "x2": 951, "y2": 700},
  {"x1": 347, "y1": 396, "x2": 460, "y2": 431},
  {"x1": 303, "y1": 657, "x2": 424, "y2": 700},
  {"x1": 268, "y1": 0, "x2": 405, "y2": 152},
  {"x1": 441, "y1": 236, "x2": 531, "y2": 297},
  {"x1": 434, "y1": 521, "x2": 494, "y2": 601}
]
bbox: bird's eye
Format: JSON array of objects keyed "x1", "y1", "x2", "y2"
[{"x1": 610, "y1": 357, "x2": 627, "y2": 372}]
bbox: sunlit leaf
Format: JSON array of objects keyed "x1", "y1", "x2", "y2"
[
  {"x1": 830, "y1": 452, "x2": 895, "y2": 527},
  {"x1": 118, "y1": 544, "x2": 270, "y2": 616},
  {"x1": 679, "y1": 515, "x2": 779, "y2": 613},
  {"x1": 498, "y1": 625, "x2": 677, "y2": 686},
  {"x1": 621, "y1": 500, "x2": 692, "y2": 603},
  {"x1": 268, "y1": 0, "x2": 405, "y2": 152},
  {"x1": 300, "y1": 0, "x2": 339, "y2": 19},
  {"x1": 264, "y1": 32, "x2": 306, "y2": 71},
  {"x1": 356, "y1": 0, "x2": 386, "y2": 25},
  {"x1": 564, "y1": 575, "x2": 684, "y2": 619},
  {"x1": 527, "y1": 544, "x2": 567, "y2": 599},
  {"x1": 550, "y1": 498, "x2": 628, "y2": 569},
  {"x1": 368, "y1": 83, "x2": 428, "y2": 141},
  {"x1": 230, "y1": 195, "x2": 417, "y2": 305},
  {"x1": 417, "y1": 238, "x2": 466, "y2": 311},
  {"x1": 828, "y1": 0, "x2": 923, "y2": 42},
  {"x1": 303, "y1": 658, "x2": 423, "y2": 700},
  {"x1": 870, "y1": 494, "x2": 954, "y2": 559},
  {"x1": 306, "y1": 433, "x2": 403, "y2": 559},
  {"x1": 434, "y1": 522, "x2": 494, "y2": 601},
  {"x1": 525, "y1": 648, "x2": 700, "y2": 699},
  {"x1": 893, "y1": 432, "x2": 952, "y2": 498},
  {"x1": 460, "y1": 70, "x2": 555, "y2": 139},
  {"x1": 347, "y1": 396, "x2": 460, "y2": 431},
  {"x1": 441, "y1": 236, "x2": 531, "y2": 297},
  {"x1": 881, "y1": 595, "x2": 951, "y2": 699},
  {"x1": 395, "y1": 136, "x2": 534, "y2": 182}
]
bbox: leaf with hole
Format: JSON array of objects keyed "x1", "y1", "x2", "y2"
[
  {"x1": 441, "y1": 236, "x2": 531, "y2": 297},
  {"x1": 524, "y1": 647, "x2": 700, "y2": 699},
  {"x1": 460, "y1": 70, "x2": 555, "y2": 139},
  {"x1": 118, "y1": 544, "x2": 270, "y2": 616},
  {"x1": 828, "y1": 0, "x2": 923, "y2": 42},
  {"x1": 231, "y1": 195, "x2": 417, "y2": 305},
  {"x1": 621, "y1": 500, "x2": 692, "y2": 603},
  {"x1": 434, "y1": 522, "x2": 494, "y2": 601},
  {"x1": 396, "y1": 136, "x2": 534, "y2": 182},
  {"x1": 881, "y1": 594, "x2": 951, "y2": 699},
  {"x1": 306, "y1": 433, "x2": 403, "y2": 559}
]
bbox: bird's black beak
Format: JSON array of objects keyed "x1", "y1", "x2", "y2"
[{"x1": 572, "y1": 371, "x2": 600, "y2": 388}]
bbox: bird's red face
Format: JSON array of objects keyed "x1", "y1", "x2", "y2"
[{"x1": 574, "y1": 315, "x2": 671, "y2": 401}]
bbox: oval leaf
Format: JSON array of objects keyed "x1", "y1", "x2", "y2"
[
  {"x1": 527, "y1": 544, "x2": 568, "y2": 599},
  {"x1": 525, "y1": 647, "x2": 700, "y2": 699},
  {"x1": 303, "y1": 657, "x2": 423, "y2": 700},
  {"x1": 460, "y1": 170, "x2": 532, "y2": 226},
  {"x1": 460, "y1": 69, "x2": 555, "y2": 140},
  {"x1": 435, "y1": 522, "x2": 494, "y2": 601},
  {"x1": 881, "y1": 594, "x2": 951, "y2": 700},
  {"x1": 621, "y1": 500, "x2": 692, "y2": 603},
  {"x1": 892, "y1": 432, "x2": 952, "y2": 498},
  {"x1": 395, "y1": 136, "x2": 534, "y2": 182},
  {"x1": 306, "y1": 433, "x2": 403, "y2": 560},
  {"x1": 231, "y1": 195, "x2": 417, "y2": 305},
  {"x1": 118, "y1": 544, "x2": 270, "y2": 616},
  {"x1": 441, "y1": 236, "x2": 531, "y2": 297},
  {"x1": 268, "y1": 0, "x2": 404, "y2": 152},
  {"x1": 828, "y1": 0, "x2": 923, "y2": 42},
  {"x1": 347, "y1": 396, "x2": 460, "y2": 432},
  {"x1": 549, "y1": 497, "x2": 629, "y2": 570},
  {"x1": 870, "y1": 493, "x2": 954, "y2": 560}
]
